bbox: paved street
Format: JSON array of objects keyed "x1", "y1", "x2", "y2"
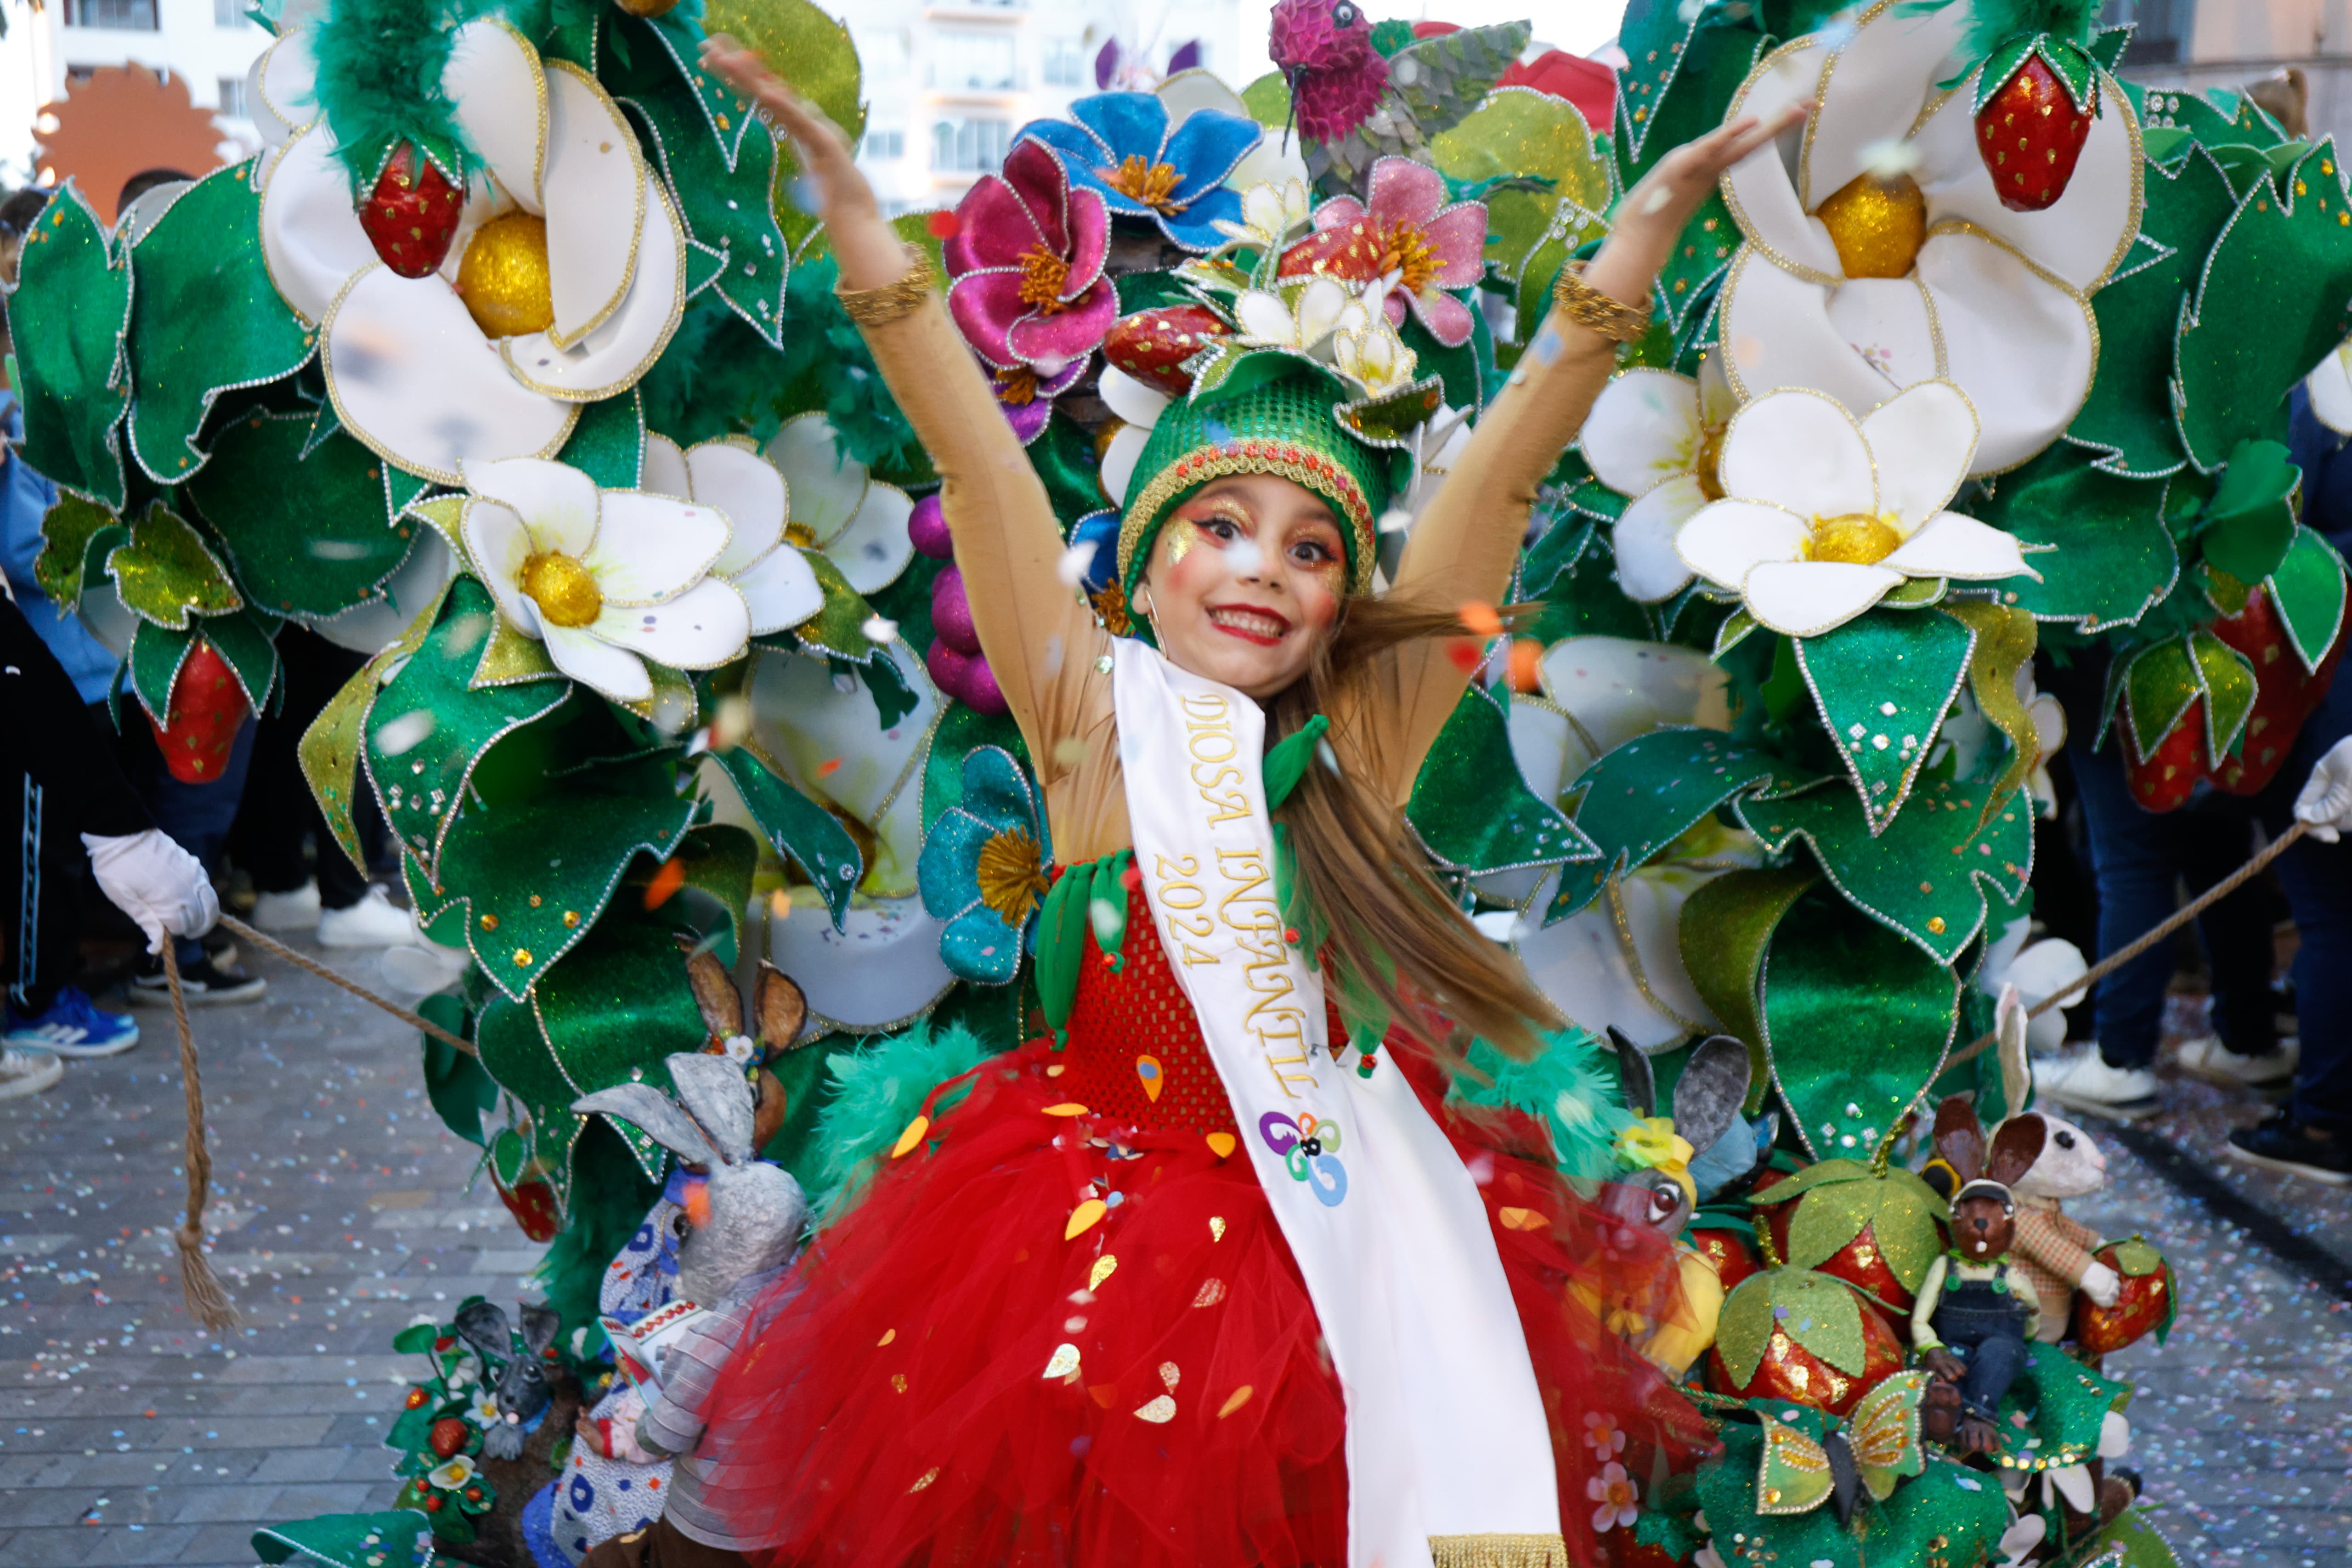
[{"x1": 2, "y1": 940, "x2": 2349, "y2": 1568}]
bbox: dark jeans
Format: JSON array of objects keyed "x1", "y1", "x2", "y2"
[
  {"x1": 114, "y1": 706, "x2": 255, "y2": 968},
  {"x1": 226, "y1": 627, "x2": 383, "y2": 910},
  {"x1": 5, "y1": 771, "x2": 85, "y2": 1013}
]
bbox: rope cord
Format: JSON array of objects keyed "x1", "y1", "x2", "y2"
[
  {"x1": 161, "y1": 942, "x2": 239, "y2": 1332},
  {"x1": 215, "y1": 913, "x2": 476, "y2": 1055}
]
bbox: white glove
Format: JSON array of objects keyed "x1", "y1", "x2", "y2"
[
  {"x1": 81, "y1": 828, "x2": 219, "y2": 955},
  {"x1": 2295, "y1": 735, "x2": 2352, "y2": 843},
  {"x1": 2077, "y1": 1260, "x2": 2121, "y2": 1308}
]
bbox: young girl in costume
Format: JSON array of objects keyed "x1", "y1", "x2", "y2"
[{"x1": 692, "y1": 36, "x2": 1805, "y2": 1568}]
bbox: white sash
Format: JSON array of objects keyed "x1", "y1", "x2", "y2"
[{"x1": 1112, "y1": 640, "x2": 1563, "y2": 1568}]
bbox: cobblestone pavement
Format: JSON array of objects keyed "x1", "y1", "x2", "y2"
[{"x1": 2, "y1": 942, "x2": 2348, "y2": 1567}]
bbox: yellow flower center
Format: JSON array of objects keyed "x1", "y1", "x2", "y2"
[
  {"x1": 518, "y1": 550, "x2": 603, "y2": 627},
  {"x1": 454, "y1": 212, "x2": 555, "y2": 338},
  {"x1": 995, "y1": 364, "x2": 1040, "y2": 407},
  {"x1": 1806, "y1": 511, "x2": 1906, "y2": 565},
  {"x1": 1814, "y1": 172, "x2": 1927, "y2": 282},
  {"x1": 1018, "y1": 245, "x2": 1072, "y2": 313},
  {"x1": 1374, "y1": 221, "x2": 1441, "y2": 295},
  {"x1": 1102, "y1": 154, "x2": 1183, "y2": 211},
  {"x1": 784, "y1": 521, "x2": 819, "y2": 548},
  {"x1": 1693, "y1": 420, "x2": 1729, "y2": 502},
  {"x1": 975, "y1": 826, "x2": 1048, "y2": 927}
]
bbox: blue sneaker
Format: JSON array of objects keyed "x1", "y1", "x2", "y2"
[{"x1": 5, "y1": 987, "x2": 141, "y2": 1056}]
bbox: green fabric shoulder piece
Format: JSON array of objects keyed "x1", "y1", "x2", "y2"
[
  {"x1": 1265, "y1": 714, "x2": 1329, "y2": 810},
  {"x1": 1089, "y1": 851, "x2": 1135, "y2": 971},
  {"x1": 1034, "y1": 867, "x2": 1092, "y2": 1042}
]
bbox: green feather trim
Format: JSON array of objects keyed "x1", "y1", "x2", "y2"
[
  {"x1": 1453, "y1": 1027, "x2": 1635, "y2": 1183},
  {"x1": 1905, "y1": 0, "x2": 2097, "y2": 60},
  {"x1": 810, "y1": 1021, "x2": 989, "y2": 1223},
  {"x1": 777, "y1": 254, "x2": 926, "y2": 478},
  {"x1": 310, "y1": 0, "x2": 485, "y2": 194}
]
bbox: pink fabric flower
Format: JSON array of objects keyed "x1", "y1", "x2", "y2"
[
  {"x1": 946, "y1": 139, "x2": 1118, "y2": 373},
  {"x1": 1276, "y1": 157, "x2": 1487, "y2": 346},
  {"x1": 1585, "y1": 1460, "x2": 1640, "y2": 1534}
]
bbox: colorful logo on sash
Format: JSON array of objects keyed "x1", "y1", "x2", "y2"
[{"x1": 1259, "y1": 1111, "x2": 1347, "y2": 1207}]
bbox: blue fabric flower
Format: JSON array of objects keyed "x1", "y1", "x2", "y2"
[
  {"x1": 1017, "y1": 93, "x2": 1261, "y2": 252},
  {"x1": 917, "y1": 746, "x2": 1052, "y2": 985}
]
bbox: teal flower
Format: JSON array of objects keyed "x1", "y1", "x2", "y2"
[{"x1": 918, "y1": 747, "x2": 1051, "y2": 984}]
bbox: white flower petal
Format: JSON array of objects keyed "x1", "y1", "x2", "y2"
[
  {"x1": 463, "y1": 457, "x2": 600, "y2": 557},
  {"x1": 590, "y1": 577, "x2": 750, "y2": 669},
  {"x1": 444, "y1": 18, "x2": 548, "y2": 212},
  {"x1": 1697, "y1": 351, "x2": 1738, "y2": 425},
  {"x1": 640, "y1": 431, "x2": 690, "y2": 499},
  {"x1": 584, "y1": 491, "x2": 731, "y2": 605},
  {"x1": 763, "y1": 414, "x2": 867, "y2": 539},
  {"x1": 1581, "y1": 369, "x2": 1702, "y2": 499},
  {"x1": 825, "y1": 481, "x2": 917, "y2": 595},
  {"x1": 459, "y1": 498, "x2": 538, "y2": 632},
  {"x1": 1226, "y1": 136, "x2": 1312, "y2": 196},
  {"x1": 1102, "y1": 424, "x2": 1152, "y2": 509},
  {"x1": 728, "y1": 543, "x2": 826, "y2": 635},
  {"x1": 498, "y1": 177, "x2": 685, "y2": 401},
  {"x1": 688, "y1": 442, "x2": 788, "y2": 577},
  {"x1": 259, "y1": 125, "x2": 379, "y2": 326},
  {"x1": 1541, "y1": 635, "x2": 1734, "y2": 752},
  {"x1": 1821, "y1": 274, "x2": 1942, "y2": 391},
  {"x1": 1861, "y1": 379, "x2": 1979, "y2": 532},
  {"x1": 323, "y1": 266, "x2": 576, "y2": 486},
  {"x1": 1742, "y1": 559, "x2": 1903, "y2": 637},
  {"x1": 1515, "y1": 873, "x2": 1719, "y2": 1050},
  {"x1": 539, "y1": 62, "x2": 645, "y2": 346},
  {"x1": 1721, "y1": 39, "x2": 1844, "y2": 279},
  {"x1": 248, "y1": 30, "x2": 317, "y2": 152},
  {"x1": 747, "y1": 642, "x2": 941, "y2": 898},
  {"x1": 1675, "y1": 498, "x2": 1813, "y2": 589},
  {"x1": 1880, "y1": 510, "x2": 2032, "y2": 581},
  {"x1": 1235, "y1": 288, "x2": 1299, "y2": 345},
  {"x1": 1158, "y1": 69, "x2": 1249, "y2": 125},
  {"x1": 1613, "y1": 474, "x2": 1709, "y2": 602},
  {"x1": 1916, "y1": 229, "x2": 2096, "y2": 474},
  {"x1": 2310, "y1": 344, "x2": 2352, "y2": 437},
  {"x1": 765, "y1": 893, "x2": 955, "y2": 1027},
  {"x1": 543, "y1": 620, "x2": 653, "y2": 702},
  {"x1": 1098, "y1": 362, "x2": 1174, "y2": 428},
  {"x1": 1718, "y1": 252, "x2": 1902, "y2": 417},
  {"x1": 1718, "y1": 389, "x2": 1876, "y2": 518},
  {"x1": 1802, "y1": 0, "x2": 1965, "y2": 208},
  {"x1": 1295, "y1": 276, "x2": 1354, "y2": 346}
]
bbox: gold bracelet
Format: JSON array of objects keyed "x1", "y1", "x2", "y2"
[
  {"x1": 1551, "y1": 260, "x2": 1652, "y2": 345},
  {"x1": 834, "y1": 242, "x2": 935, "y2": 328}
]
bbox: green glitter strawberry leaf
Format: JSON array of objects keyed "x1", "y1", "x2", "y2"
[{"x1": 1793, "y1": 606, "x2": 1977, "y2": 834}]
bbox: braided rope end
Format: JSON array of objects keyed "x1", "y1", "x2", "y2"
[{"x1": 175, "y1": 1224, "x2": 241, "y2": 1332}]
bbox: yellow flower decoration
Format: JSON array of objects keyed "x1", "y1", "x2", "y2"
[{"x1": 1614, "y1": 1115, "x2": 1697, "y2": 1206}]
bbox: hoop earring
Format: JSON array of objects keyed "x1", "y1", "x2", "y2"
[{"x1": 1134, "y1": 589, "x2": 1162, "y2": 643}]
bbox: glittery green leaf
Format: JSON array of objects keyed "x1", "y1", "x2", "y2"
[
  {"x1": 250, "y1": 1509, "x2": 435, "y2": 1568},
  {"x1": 1715, "y1": 1266, "x2": 1871, "y2": 1387},
  {"x1": 788, "y1": 547, "x2": 882, "y2": 662},
  {"x1": 1551, "y1": 727, "x2": 1813, "y2": 919},
  {"x1": 124, "y1": 161, "x2": 314, "y2": 485},
  {"x1": 1860, "y1": 1452, "x2": 2014, "y2": 1564},
  {"x1": 106, "y1": 505, "x2": 242, "y2": 629},
  {"x1": 1793, "y1": 607, "x2": 1976, "y2": 833},
  {"x1": 1408, "y1": 683, "x2": 1598, "y2": 876},
  {"x1": 1429, "y1": 86, "x2": 1614, "y2": 300},
  {"x1": 1679, "y1": 864, "x2": 1816, "y2": 1109},
  {"x1": 126, "y1": 618, "x2": 195, "y2": 722},
  {"x1": 203, "y1": 608, "x2": 282, "y2": 713},
  {"x1": 2121, "y1": 637, "x2": 2199, "y2": 758},
  {"x1": 11, "y1": 182, "x2": 130, "y2": 509},
  {"x1": 2188, "y1": 627, "x2": 2257, "y2": 757},
  {"x1": 1940, "y1": 600, "x2": 2042, "y2": 828},
  {"x1": 1783, "y1": 1166, "x2": 1950, "y2": 1291},
  {"x1": 1969, "y1": 444, "x2": 2177, "y2": 631},
  {"x1": 2267, "y1": 525, "x2": 2349, "y2": 671},
  {"x1": 1744, "y1": 1154, "x2": 1872, "y2": 1207},
  {"x1": 553, "y1": 386, "x2": 645, "y2": 490},
  {"x1": 183, "y1": 411, "x2": 420, "y2": 618},
  {"x1": 31, "y1": 494, "x2": 116, "y2": 606},
  {"x1": 712, "y1": 746, "x2": 861, "y2": 926},
  {"x1": 420, "y1": 993, "x2": 496, "y2": 1149},
  {"x1": 300, "y1": 583, "x2": 447, "y2": 874},
  {"x1": 1694, "y1": 1421, "x2": 1859, "y2": 1568},
  {"x1": 656, "y1": 823, "x2": 760, "y2": 966}
]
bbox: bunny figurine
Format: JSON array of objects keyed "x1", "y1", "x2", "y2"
[{"x1": 455, "y1": 1298, "x2": 565, "y2": 1460}]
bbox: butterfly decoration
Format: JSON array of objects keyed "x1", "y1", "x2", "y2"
[{"x1": 1755, "y1": 1371, "x2": 1932, "y2": 1524}]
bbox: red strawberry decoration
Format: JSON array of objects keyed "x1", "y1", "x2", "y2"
[
  {"x1": 1687, "y1": 1226, "x2": 1758, "y2": 1295},
  {"x1": 148, "y1": 639, "x2": 249, "y2": 784},
  {"x1": 2071, "y1": 1237, "x2": 2175, "y2": 1355},
  {"x1": 1102, "y1": 305, "x2": 1231, "y2": 397},
  {"x1": 360, "y1": 142, "x2": 465, "y2": 279},
  {"x1": 2207, "y1": 584, "x2": 2348, "y2": 796},
  {"x1": 490, "y1": 1168, "x2": 561, "y2": 1244},
  {"x1": 2121, "y1": 702, "x2": 2202, "y2": 812},
  {"x1": 428, "y1": 1416, "x2": 470, "y2": 1458},
  {"x1": 1973, "y1": 48, "x2": 2096, "y2": 213},
  {"x1": 1705, "y1": 1265, "x2": 1905, "y2": 1416}
]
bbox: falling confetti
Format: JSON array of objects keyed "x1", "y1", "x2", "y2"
[
  {"x1": 861, "y1": 614, "x2": 899, "y2": 644},
  {"x1": 643, "y1": 857, "x2": 688, "y2": 910},
  {"x1": 1458, "y1": 600, "x2": 1504, "y2": 638}
]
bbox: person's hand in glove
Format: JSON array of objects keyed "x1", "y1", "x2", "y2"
[
  {"x1": 2295, "y1": 736, "x2": 2352, "y2": 843},
  {"x1": 81, "y1": 828, "x2": 219, "y2": 954}
]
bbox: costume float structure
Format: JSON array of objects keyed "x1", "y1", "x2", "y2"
[{"x1": 9, "y1": 0, "x2": 2349, "y2": 1561}]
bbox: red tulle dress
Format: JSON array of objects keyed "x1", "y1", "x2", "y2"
[{"x1": 705, "y1": 887, "x2": 1713, "y2": 1568}]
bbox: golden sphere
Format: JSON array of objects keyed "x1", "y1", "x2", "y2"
[
  {"x1": 519, "y1": 551, "x2": 603, "y2": 627},
  {"x1": 455, "y1": 212, "x2": 554, "y2": 339},
  {"x1": 612, "y1": 0, "x2": 680, "y2": 14},
  {"x1": 1806, "y1": 512, "x2": 1905, "y2": 566},
  {"x1": 1814, "y1": 172, "x2": 1927, "y2": 282}
]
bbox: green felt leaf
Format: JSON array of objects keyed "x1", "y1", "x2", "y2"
[
  {"x1": 203, "y1": 608, "x2": 282, "y2": 713},
  {"x1": 1519, "y1": 512, "x2": 1598, "y2": 602},
  {"x1": 367, "y1": 579, "x2": 576, "y2": 879},
  {"x1": 420, "y1": 993, "x2": 495, "y2": 1147},
  {"x1": 11, "y1": 183, "x2": 130, "y2": 508},
  {"x1": 1862, "y1": 1453, "x2": 2016, "y2": 1564},
  {"x1": 1972, "y1": 34, "x2": 2038, "y2": 115},
  {"x1": 2067, "y1": 142, "x2": 2238, "y2": 477},
  {"x1": 1551, "y1": 727, "x2": 1811, "y2": 919},
  {"x1": 921, "y1": 698, "x2": 1030, "y2": 830},
  {"x1": 488, "y1": 1126, "x2": 531, "y2": 1189},
  {"x1": 1408, "y1": 684, "x2": 1598, "y2": 875},
  {"x1": 1743, "y1": 1154, "x2": 1871, "y2": 1207},
  {"x1": 2034, "y1": 36, "x2": 2098, "y2": 111},
  {"x1": 1240, "y1": 71, "x2": 1290, "y2": 126},
  {"x1": 1783, "y1": 1166, "x2": 1950, "y2": 1290},
  {"x1": 2086, "y1": 24, "x2": 2131, "y2": 70},
  {"x1": 2201, "y1": 438, "x2": 2301, "y2": 583},
  {"x1": 1737, "y1": 764, "x2": 2033, "y2": 966},
  {"x1": 2126, "y1": 81, "x2": 2285, "y2": 148},
  {"x1": 1716, "y1": 1267, "x2": 1872, "y2": 1387},
  {"x1": 553, "y1": 386, "x2": 645, "y2": 490},
  {"x1": 1679, "y1": 864, "x2": 1816, "y2": 1109},
  {"x1": 32, "y1": 494, "x2": 116, "y2": 606},
  {"x1": 1970, "y1": 444, "x2": 2177, "y2": 629},
  {"x1": 2177, "y1": 142, "x2": 2352, "y2": 474},
  {"x1": 658, "y1": 822, "x2": 759, "y2": 966},
  {"x1": 2121, "y1": 637, "x2": 2200, "y2": 757},
  {"x1": 2267, "y1": 525, "x2": 2349, "y2": 671},
  {"x1": 126, "y1": 617, "x2": 196, "y2": 721},
  {"x1": 106, "y1": 504, "x2": 242, "y2": 628},
  {"x1": 2188, "y1": 627, "x2": 2257, "y2": 756},
  {"x1": 1694, "y1": 1422, "x2": 1859, "y2": 1568},
  {"x1": 124, "y1": 162, "x2": 314, "y2": 484},
  {"x1": 1762, "y1": 889, "x2": 1962, "y2": 1160},
  {"x1": 1794, "y1": 607, "x2": 1976, "y2": 832},
  {"x1": 185, "y1": 412, "x2": 420, "y2": 617},
  {"x1": 251, "y1": 1509, "x2": 435, "y2": 1568},
  {"x1": 390, "y1": 1322, "x2": 438, "y2": 1356},
  {"x1": 789, "y1": 547, "x2": 882, "y2": 662},
  {"x1": 712, "y1": 745, "x2": 861, "y2": 925},
  {"x1": 1617, "y1": 23, "x2": 1771, "y2": 331},
  {"x1": 1429, "y1": 87, "x2": 1614, "y2": 295}
]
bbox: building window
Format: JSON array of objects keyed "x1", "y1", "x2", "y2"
[
  {"x1": 863, "y1": 128, "x2": 906, "y2": 162},
  {"x1": 933, "y1": 117, "x2": 1012, "y2": 173},
  {"x1": 856, "y1": 29, "x2": 911, "y2": 79},
  {"x1": 65, "y1": 0, "x2": 160, "y2": 28},
  {"x1": 215, "y1": 0, "x2": 249, "y2": 25},
  {"x1": 218, "y1": 76, "x2": 248, "y2": 118},
  {"x1": 930, "y1": 30, "x2": 1019, "y2": 92},
  {"x1": 1041, "y1": 37, "x2": 1086, "y2": 87},
  {"x1": 2097, "y1": 0, "x2": 2191, "y2": 66}
]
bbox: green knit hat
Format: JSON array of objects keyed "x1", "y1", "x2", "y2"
[{"x1": 1117, "y1": 373, "x2": 1393, "y2": 600}]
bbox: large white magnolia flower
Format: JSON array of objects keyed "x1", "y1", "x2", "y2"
[
  {"x1": 255, "y1": 19, "x2": 687, "y2": 484},
  {"x1": 1580, "y1": 356, "x2": 1738, "y2": 602},
  {"x1": 756, "y1": 416, "x2": 918, "y2": 594},
  {"x1": 1718, "y1": 0, "x2": 2139, "y2": 474},
  {"x1": 1674, "y1": 381, "x2": 2031, "y2": 637},
  {"x1": 460, "y1": 457, "x2": 750, "y2": 703},
  {"x1": 638, "y1": 433, "x2": 825, "y2": 633}
]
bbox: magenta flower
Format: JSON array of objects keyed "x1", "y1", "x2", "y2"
[
  {"x1": 946, "y1": 139, "x2": 1118, "y2": 375},
  {"x1": 1276, "y1": 156, "x2": 1487, "y2": 347}
]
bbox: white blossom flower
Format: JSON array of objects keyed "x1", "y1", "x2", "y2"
[
  {"x1": 1233, "y1": 275, "x2": 1371, "y2": 351},
  {"x1": 1213, "y1": 177, "x2": 1314, "y2": 250},
  {"x1": 461, "y1": 457, "x2": 751, "y2": 704},
  {"x1": 427, "y1": 1453, "x2": 478, "y2": 1491},
  {"x1": 1674, "y1": 381, "x2": 2033, "y2": 637},
  {"x1": 1331, "y1": 319, "x2": 1419, "y2": 397},
  {"x1": 467, "y1": 1387, "x2": 501, "y2": 1428},
  {"x1": 1716, "y1": 0, "x2": 2139, "y2": 472},
  {"x1": 755, "y1": 416, "x2": 918, "y2": 595},
  {"x1": 639, "y1": 434, "x2": 827, "y2": 632},
  {"x1": 1580, "y1": 356, "x2": 1739, "y2": 601}
]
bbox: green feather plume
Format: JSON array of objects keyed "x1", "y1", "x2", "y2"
[
  {"x1": 1452, "y1": 1026, "x2": 1635, "y2": 1184},
  {"x1": 810, "y1": 1020, "x2": 989, "y2": 1223},
  {"x1": 310, "y1": 0, "x2": 485, "y2": 193},
  {"x1": 776, "y1": 254, "x2": 926, "y2": 478},
  {"x1": 1952, "y1": 0, "x2": 2098, "y2": 57}
]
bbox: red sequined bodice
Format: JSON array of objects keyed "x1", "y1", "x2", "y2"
[{"x1": 1053, "y1": 900, "x2": 1241, "y2": 1137}]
